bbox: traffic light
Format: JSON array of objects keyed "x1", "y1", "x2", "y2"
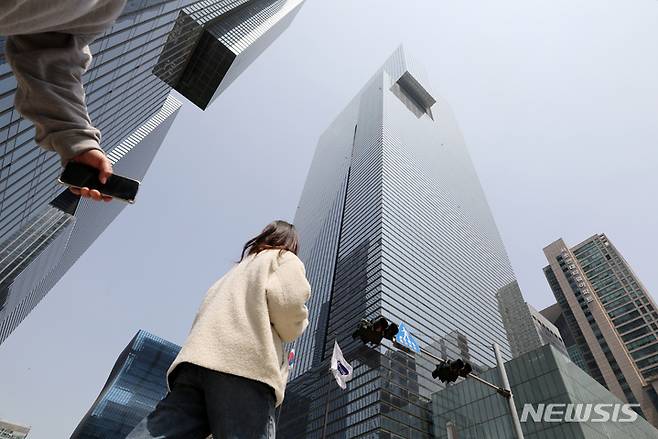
[
  {"x1": 352, "y1": 317, "x2": 399, "y2": 346},
  {"x1": 373, "y1": 317, "x2": 399, "y2": 340},
  {"x1": 432, "y1": 359, "x2": 472, "y2": 383}
]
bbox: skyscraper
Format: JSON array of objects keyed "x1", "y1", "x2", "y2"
[
  {"x1": 496, "y1": 280, "x2": 568, "y2": 358},
  {"x1": 543, "y1": 234, "x2": 658, "y2": 426},
  {"x1": 0, "y1": 95, "x2": 181, "y2": 345},
  {"x1": 70, "y1": 330, "x2": 181, "y2": 438},
  {"x1": 0, "y1": 1, "x2": 184, "y2": 345},
  {"x1": 279, "y1": 47, "x2": 516, "y2": 438},
  {"x1": 0, "y1": 0, "x2": 305, "y2": 344},
  {"x1": 0, "y1": 2, "x2": 180, "y2": 248}
]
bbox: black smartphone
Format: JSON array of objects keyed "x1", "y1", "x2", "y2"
[{"x1": 58, "y1": 161, "x2": 140, "y2": 204}]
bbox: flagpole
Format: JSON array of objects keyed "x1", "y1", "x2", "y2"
[
  {"x1": 321, "y1": 339, "x2": 353, "y2": 439},
  {"x1": 320, "y1": 368, "x2": 333, "y2": 439},
  {"x1": 275, "y1": 399, "x2": 283, "y2": 427},
  {"x1": 275, "y1": 349, "x2": 296, "y2": 427}
]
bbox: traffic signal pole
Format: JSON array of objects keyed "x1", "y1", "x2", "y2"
[
  {"x1": 416, "y1": 346, "x2": 509, "y2": 397},
  {"x1": 416, "y1": 344, "x2": 524, "y2": 439},
  {"x1": 493, "y1": 343, "x2": 525, "y2": 439},
  {"x1": 353, "y1": 317, "x2": 524, "y2": 439}
]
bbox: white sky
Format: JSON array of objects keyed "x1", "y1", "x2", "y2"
[{"x1": 1, "y1": 1, "x2": 657, "y2": 437}]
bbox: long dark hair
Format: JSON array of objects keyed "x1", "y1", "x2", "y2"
[{"x1": 240, "y1": 220, "x2": 299, "y2": 262}]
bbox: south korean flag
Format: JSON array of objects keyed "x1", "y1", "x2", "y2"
[{"x1": 330, "y1": 341, "x2": 353, "y2": 389}]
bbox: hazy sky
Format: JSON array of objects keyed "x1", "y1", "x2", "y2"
[{"x1": 1, "y1": 1, "x2": 657, "y2": 437}]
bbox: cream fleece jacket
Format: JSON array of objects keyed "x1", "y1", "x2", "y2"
[
  {"x1": 168, "y1": 249, "x2": 311, "y2": 407},
  {"x1": 0, "y1": 0, "x2": 127, "y2": 163}
]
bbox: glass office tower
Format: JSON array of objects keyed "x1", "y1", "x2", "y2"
[
  {"x1": 544, "y1": 235, "x2": 658, "y2": 426},
  {"x1": 279, "y1": 47, "x2": 516, "y2": 438},
  {"x1": 0, "y1": 95, "x2": 181, "y2": 345},
  {"x1": 1, "y1": 0, "x2": 304, "y2": 344},
  {"x1": 0, "y1": 94, "x2": 181, "y2": 345},
  {"x1": 0, "y1": 1, "x2": 183, "y2": 247},
  {"x1": 0, "y1": 1, "x2": 185, "y2": 345},
  {"x1": 70, "y1": 330, "x2": 181, "y2": 439}
]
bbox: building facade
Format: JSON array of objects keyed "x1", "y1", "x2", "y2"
[
  {"x1": 497, "y1": 280, "x2": 568, "y2": 358},
  {"x1": 432, "y1": 344, "x2": 658, "y2": 439},
  {"x1": 0, "y1": 420, "x2": 29, "y2": 439},
  {"x1": 543, "y1": 234, "x2": 658, "y2": 426},
  {"x1": 70, "y1": 330, "x2": 181, "y2": 438},
  {"x1": 540, "y1": 302, "x2": 588, "y2": 371},
  {"x1": 0, "y1": 0, "x2": 304, "y2": 345},
  {"x1": 279, "y1": 47, "x2": 516, "y2": 438}
]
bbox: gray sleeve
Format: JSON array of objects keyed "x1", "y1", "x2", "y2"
[{"x1": 5, "y1": 32, "x2": 102, "y2": 164}]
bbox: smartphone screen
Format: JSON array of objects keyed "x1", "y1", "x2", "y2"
[{"x1": 59, "y1": 162, "x2": 140, "y2": 203}]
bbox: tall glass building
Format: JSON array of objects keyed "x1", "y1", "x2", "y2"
[
  {"x1": 0, "y1": 0, "x2": 305, "y2": 345},
  {"x1": 543, "y1": 234, "x2": 658, "y2": 426},
  {"x1": 0, "y1": 95, "x2": 182, "y2": 345},
  {"x1": 0, "y1": 1, "x2": 183, "y2": 248},
  {"x1": 70, "y1": 330, "x2": 181, "y2": 439},
  {"x1": 0, "y1": 1, "x2": 185, "y2": 345},
  {"x1": 432, "y1": 344, "x2": 658, "y2": 439},
  {"x1": 279, "y1": 47, "x2": 516, "y2": 438}
]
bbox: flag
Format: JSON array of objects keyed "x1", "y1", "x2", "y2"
[
  {"x1": 288, "y1": 349, "x2": 296, "y2": 369},
  {"x1": 330, "y1": 341, "x2": 353, "y2": 389}
]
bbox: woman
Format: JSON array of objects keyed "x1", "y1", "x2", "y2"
[{"x1": 127, "y1": 220, "x2": 311, "y2": 439}]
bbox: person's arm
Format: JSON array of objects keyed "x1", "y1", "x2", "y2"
[
  {"x1": 5, "y1": 33, "x2": 112, "y2": 199},
  {"x1": 267, "y1": 253, "x2": 311, "y2": 342},
  {"x1": 5, "y1": 32, "x2": 102, "y2": 162}
]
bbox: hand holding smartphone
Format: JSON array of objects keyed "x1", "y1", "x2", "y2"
[{"x1": 58, "y1": 161, "x2": 140, "y2": 204}]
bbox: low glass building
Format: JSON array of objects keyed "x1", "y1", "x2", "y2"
[
  {"x1": 0, "y1": 420, "x2": 30, "y2": 439},
  {"x1": 70, "y1": 331, "x2": 180, "y2": 439},
  {"x1": 432, "y1": 344, "x2": 658, "y2": 439}
]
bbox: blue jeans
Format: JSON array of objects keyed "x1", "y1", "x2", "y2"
[{"x1": 126, "y1": 363, "x2": 276, "y2": 439}]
